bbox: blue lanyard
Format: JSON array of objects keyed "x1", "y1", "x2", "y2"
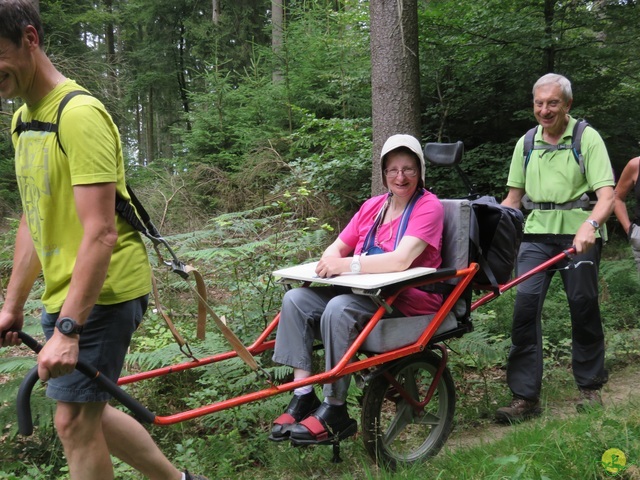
[{"x1": 360, "y1": 189, "x2": 424, "y2": 254}]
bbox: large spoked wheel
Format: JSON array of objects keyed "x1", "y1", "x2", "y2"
[{"x1": 361, "y1": 350, "x2": 456, "y2": 468}]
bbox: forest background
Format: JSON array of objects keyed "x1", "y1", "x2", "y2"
[{"x1": 0, "y1": 0, "x2": 639, "y2": 479}]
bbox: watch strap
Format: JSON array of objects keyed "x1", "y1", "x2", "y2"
[{"x1": 350, "y1": 255, "x2": 361, "y2": 273}]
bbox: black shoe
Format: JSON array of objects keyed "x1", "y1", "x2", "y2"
[
  {"x1": 289, "y1": 402, "x2": 357, "y2": 446},
  {"x1": 269, "y1": 390, "x2": 321, "y2": 442}
]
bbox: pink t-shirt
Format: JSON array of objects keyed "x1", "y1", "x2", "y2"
[{"x1": 339, "y1": 190, "x2": 444, "y2": 316}]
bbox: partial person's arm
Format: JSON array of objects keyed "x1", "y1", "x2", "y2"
[
  {"x1": 613, "y1": 158, "x2": 640, "y2": 235},
  {"x1": 501, "y1": 187, "x2": 525, "y2": 209},
  {"x1": 315, "y1": 236, "x2": 428, "y2": 277},
  {"x1": 572, "y1": 185, "x2": 615, "y2": 254},
  {"x1": 37, "y1": 182, "x2": 118, "y2": 381},
  {"x1": 0, "y1": 215, "x2": 42, "y2": 347}
]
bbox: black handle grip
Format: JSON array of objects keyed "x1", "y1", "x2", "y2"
[
  {"x1": 11, "y1": 331, "x2": 156, "y2": 435},
  {"x1": 17, "y1": 365, "x2": 40, "y2": 436},
  {"x1": 73, "y1": 361, "x2": 156, "y2": 424}
]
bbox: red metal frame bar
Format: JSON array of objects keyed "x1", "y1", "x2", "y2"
[
  {"x1": 115, "y1": 246, "x2": 575, "y2": 426},
  {"x1": 470, "y1": 247, "x2": 575, "y2": 311},
  {"x1": 381, "y1": 343, "x2": 449, "y2": 413},
  {"x1": 118, "y1": 264, "x2": 479, "y2": 425}
]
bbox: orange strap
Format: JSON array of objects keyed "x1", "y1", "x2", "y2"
[
  {"x1": 152, "y1": 264, "x2": 262, "y2": 373},
  {"x1": 180, "y1": 265, "x2": 260, "y2": 372},
  {"x1": 150, "y1": 264, "x2": 207, "y2": 361}
]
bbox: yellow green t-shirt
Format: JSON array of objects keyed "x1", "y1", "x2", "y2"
[
  {"x1": 11, "y1": 80, "x2": 151, "y2": 312},
  {"x1": 506, "y1": 116, "x2": 614, "y2": 235}
]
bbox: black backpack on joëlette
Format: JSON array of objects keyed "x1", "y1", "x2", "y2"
[{"x1": 469, "y1": 196, "x2": 524, "y2": 287}]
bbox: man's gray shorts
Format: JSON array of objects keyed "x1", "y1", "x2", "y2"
[{"x1": 41, "y1": 295, "x2": 148, "y2": 403}]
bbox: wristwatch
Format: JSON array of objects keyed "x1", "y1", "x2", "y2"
[
  {"x1": 585, "y1": 219, "x2": 599, "y2": 230},
  {"x1": 55, "y1": 317, "x2": 84, "y2": 336},
  {"x1": 350, "y1": 255, "x2": 361, "y2": 273}
]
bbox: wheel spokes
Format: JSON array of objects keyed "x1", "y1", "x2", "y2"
[{"x1": 382, "y1": 395, "x2": 415, "y2": 444}]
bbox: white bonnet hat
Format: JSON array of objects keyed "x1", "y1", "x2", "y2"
[{"x1": 380, "y1": 134, "x2": 425, "y2": 188}]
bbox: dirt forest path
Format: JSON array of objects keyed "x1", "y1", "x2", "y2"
[{"x1": 445, "y1": 363, "x2": 640, "y2": 452}]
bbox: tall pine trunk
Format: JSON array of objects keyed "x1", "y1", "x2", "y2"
[{"x1": 370, "y1": 0, "x2": 421, "y2": 195}]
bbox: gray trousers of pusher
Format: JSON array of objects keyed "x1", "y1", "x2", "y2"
[{"x1": 507, "y1": 240, "x2": 607, "y2": 401}]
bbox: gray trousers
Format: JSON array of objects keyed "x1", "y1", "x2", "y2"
[
  {"x1": 507, "y1": 241, "x2": 607, "y2": 401},
  {"x1": 272, "y1": 286, "x2": 395, "y2": 401}
]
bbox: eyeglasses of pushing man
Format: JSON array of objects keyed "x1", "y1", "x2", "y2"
[{"x1": 383, "y1": 167, "x2": 418, "y2": 178}]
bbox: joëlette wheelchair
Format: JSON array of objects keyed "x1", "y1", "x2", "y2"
[{"x1": 12, "y1": 142, "x2": 576, "y2": 468}]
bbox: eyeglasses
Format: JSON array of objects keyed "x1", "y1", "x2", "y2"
[{"x1": 384, "y1": 167, "x2": 418, "y2": 178}]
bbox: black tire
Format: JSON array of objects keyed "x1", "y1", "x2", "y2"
[{"x1": 361, "y1": 350, "x2": 456, "y2": 468}]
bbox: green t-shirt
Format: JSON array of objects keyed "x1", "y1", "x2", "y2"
[
  {"x1": 11, "y1": 80, "x2": 151, "y2": 312},
  {"x1": 506, "y1": 116, "x2": 614, "y2": 235}
]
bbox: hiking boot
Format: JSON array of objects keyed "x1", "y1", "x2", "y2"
[
  {"x1": 184, "y1": 471, "x2": 209, "y2": 480},
  {"x1": 576, "y1": 388, "x2": 603, "y2": 412},
  {"x1": 495, "y1": 397, "x2": 541, "y2": 424},
  {"x1": 269, "y1": 390, "x2": 321, "y2": 442}
]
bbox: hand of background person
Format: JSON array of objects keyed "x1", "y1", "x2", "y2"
[{"x1": 37, "y1": 332, "x2": 79, "y2": 381}]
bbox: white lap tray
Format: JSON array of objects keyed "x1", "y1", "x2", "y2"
[
  {"x1": 272, "y1": 262, "x2": 457, "y2": 353},
  {"x1": 272, "y1": 262, "x2": 437, "y2": 290}
]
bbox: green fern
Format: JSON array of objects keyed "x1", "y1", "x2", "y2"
[
  {"x1": 0, "y1": 357, "x2": 37, "y2": 375},
  {"x1": 452, "y1": 328, "x2": 510, "y2": 369}
]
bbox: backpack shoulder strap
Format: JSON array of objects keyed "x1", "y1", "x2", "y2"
[
  {"x1": 523, "y1": 125, "x2": 538, "y2": 173},
  {"x1": 523, "y1": 120, "x2": 589, "y2": 176},
  {"x1": 571, "y1": 119, "x2": 589, "y2": 175},
  {"x1": 12, "y1": 90, "x2": 92, "y2": 151},
  {"x1": 55, "y1": 90, "x2": 93, "y2": 155}
]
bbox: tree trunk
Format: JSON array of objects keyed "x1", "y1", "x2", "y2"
[
  {"x1": 103, "y1": 0, "x2": 120, "y2": 123},
  {"x1": 272, "y1": 0, "x2": 285, "y2": 83},
  {"x1": 177, "y1": 22, "x2": 192, "y2": 131},
  {"x1": 543, "y1": 0, "x2": 556, "y2": 73},
  {"x1": 212, "y1": 0, "x2": 220, "y2": 24},
  {"x1": 369, "y1": 0, "x2": 421, "y2": 196},
  {"x1": 145, "y1": 87, "x2": 154, "y2": 165}
]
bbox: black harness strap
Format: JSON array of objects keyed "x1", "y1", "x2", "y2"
[
  {"x1": 55, "y1": 90, "x2": 92, "y2": 155},
  {"x1": 13, "y1": 118, "x2": 58, "y2": 135},
  {"x1": 12, "y1": 90, "x2": 91, "y2": 141}
]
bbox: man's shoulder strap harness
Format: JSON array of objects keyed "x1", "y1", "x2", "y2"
[
  {"x1": 521, "y1": 119, "x2": 592, "y2": 211},
  {"x1": 14, "y1": 91, "x2": 187, "y2": 276},
  {"x1": 13, "y1": 90, "x2": 90, "y2": 149},
  {"x1": 14, "y1": 91, "x2": 269, "y2": 379},
  {"x1": 523, "y1": 119, "x2": 589, "y2": 174}
]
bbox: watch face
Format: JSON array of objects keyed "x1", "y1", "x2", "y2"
[
  {"x1": 351, "y1": 258, "x2": 361, "y2": 273},
  {"x1": 57, "y1": 317, "x2": 81, "y2": 335},
  {"x1": 59, "y1": 318, "x2": 74, "y2": 334}
]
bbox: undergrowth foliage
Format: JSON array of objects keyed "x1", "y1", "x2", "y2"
[
  {"x1": 0, "y1": 183, "x2": 335, "y2": 477},
  {"x1": 2, "y1": 188, "x2": 640, "y2": 477}
]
